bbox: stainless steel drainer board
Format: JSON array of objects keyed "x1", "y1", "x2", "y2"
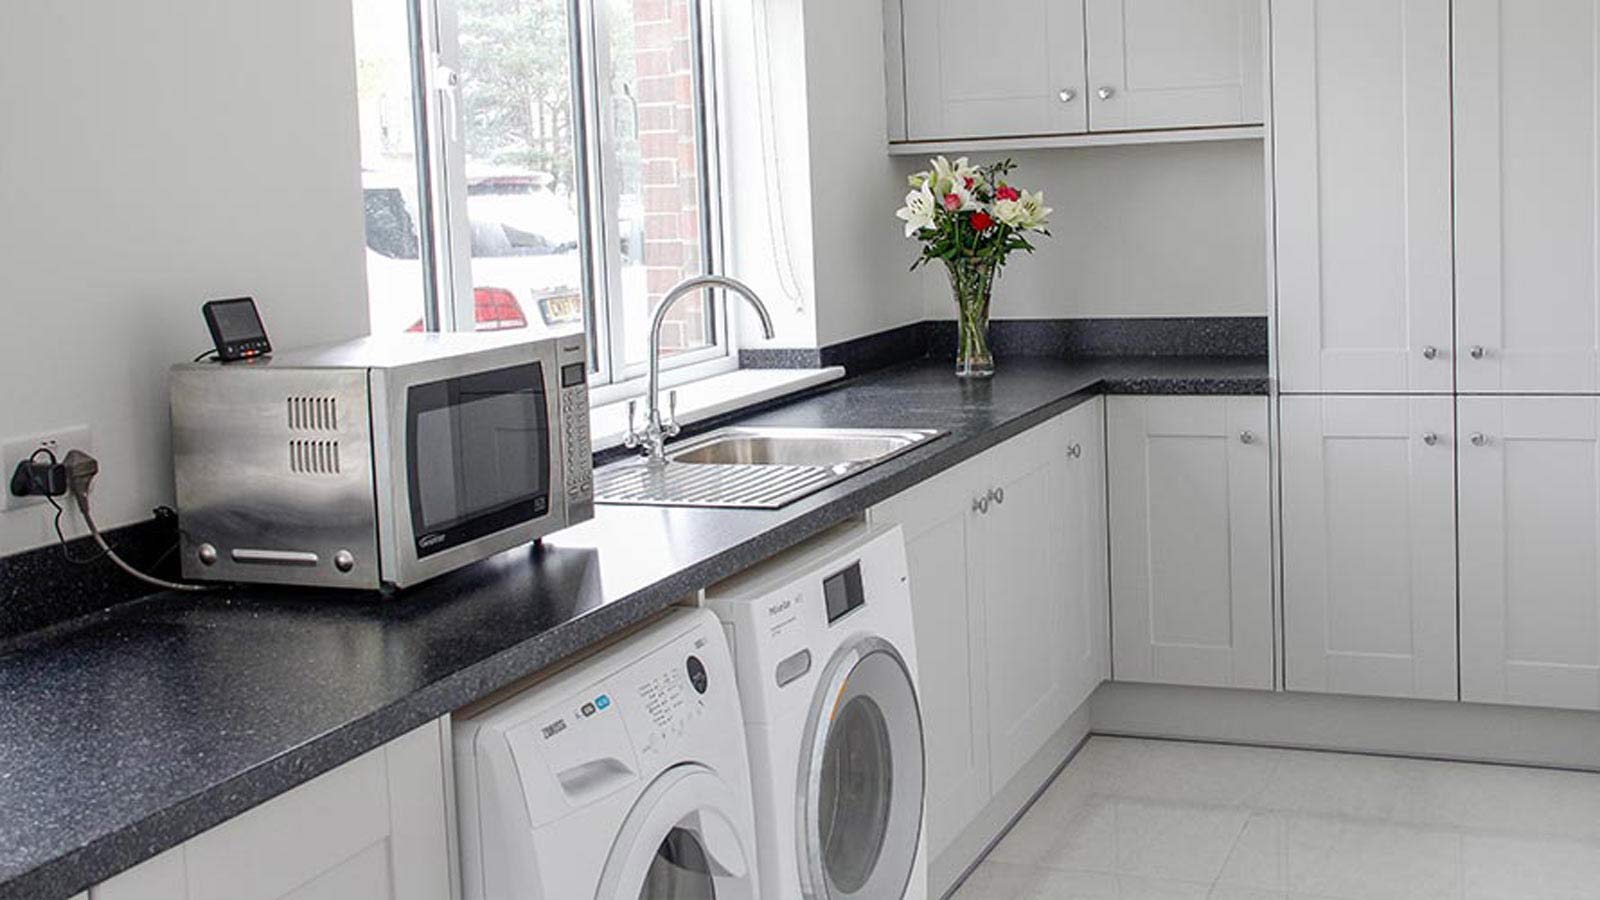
[{"x1": 593, "y1": 462, "x2": 840, "y2": 509}]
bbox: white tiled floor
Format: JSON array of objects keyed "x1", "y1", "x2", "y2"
[{"x1": 952, "y1": 736, "x2": 1600, "y2": 900}]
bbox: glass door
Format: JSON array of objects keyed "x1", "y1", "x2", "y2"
[{"x1": 799, "y1": 639, "x2": 925, "y2": 900}]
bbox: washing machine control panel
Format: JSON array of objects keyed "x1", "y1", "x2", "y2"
[{"x1": 631, "y1": 646, "x2": 713, "y2": 764}]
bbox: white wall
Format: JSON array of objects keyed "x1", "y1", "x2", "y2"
[
  {"x1": 801, "y1": 0, "x2": 925, "y2": 347},
  {"x1": 900, "y1": 140, "x2": 1268, "y2": 321},
  {"x1": 0, "y1": 1, "x2": 369, "y2": 555}
]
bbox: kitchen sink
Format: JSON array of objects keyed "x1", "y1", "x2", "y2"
[{"x1": 593, "y1": 426, "x2": 945, "y2": 509}]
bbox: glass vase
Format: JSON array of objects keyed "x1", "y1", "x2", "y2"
[{"x1": 945, "y1": 257, "x2": 997, "y2": 378}]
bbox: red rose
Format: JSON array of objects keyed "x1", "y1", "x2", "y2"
[
  {"x1": 943, "y1": 193, "x2": 962, "y2": 211},
  {"x1": 996, "y1": 185, "x2": 1021, "y2": 202},
  {"x1": 971, "y1": 212, "x2": 994, "y2": 231},
  {"x1": 964, "y1": 177, "x2": 976, "y2": 189}
]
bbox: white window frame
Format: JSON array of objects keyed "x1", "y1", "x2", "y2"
[{"x1": 407, "y1": 0, "x2": 734, "y2": 400}]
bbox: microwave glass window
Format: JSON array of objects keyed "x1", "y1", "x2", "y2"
[{"x1": 407, "y1": 363, "x2": 550, "y2": 556}]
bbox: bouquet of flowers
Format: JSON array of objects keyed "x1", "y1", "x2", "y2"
[{"x1": 897, "y1": 156, "x2": 1052, "y2": 377}]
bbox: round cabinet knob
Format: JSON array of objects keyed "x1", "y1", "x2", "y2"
[
  {"x1": 197, "y1": 543, "x2": 218, "y2": 566},
  {"x1": 1097, "y1": 86, "x2": 1116, "y2": 100},
  {"x1": 1470, "y1": 432, "x2": 1489, "y2": 447},
  {"x1": 994, "y1": 486, "x2": 1006, "y2": 505},
  {"x1": 1470, "y1": 345, "x2": 1487, "y2": 360},
  {"x1": 334, "y1": 550, "x2": 356, "y2": 573},
  {"x1": 1059, "y1": 87, "x2": 1077, "y2": 103},
  {"x1": 1067, "y1": 442, "x2": 1083, "y2": 459},
  {"x1": 1422, "y1": 345, "x2": 1439, "y2": 360},
  {"x1": 1422, "y1": 432, "x2": 1440, "y2": 446},
  {"x1": 972, "y1": 495, "x2": 990, "y2": 515},
  {"x1": 1239, "y1": 431, "x2": 1257, "y2": 445}
]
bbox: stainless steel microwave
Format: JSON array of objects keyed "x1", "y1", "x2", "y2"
[{"x1": 170, "y1": 331, "x2": 593, "y2": 590}]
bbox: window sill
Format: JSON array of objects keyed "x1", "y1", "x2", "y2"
[{"x1": 590, "y1": 367, "x2": 845, "y2": 452}]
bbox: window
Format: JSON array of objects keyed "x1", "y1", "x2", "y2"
[{"x1": 353, "y1": 0, "x2": 726, "y2": 391}]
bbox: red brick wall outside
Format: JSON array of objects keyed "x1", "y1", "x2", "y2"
[{"x1": 633, "y1": 0, "x2": 706, "y2": 355}]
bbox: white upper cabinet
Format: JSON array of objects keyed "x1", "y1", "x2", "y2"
[
  {"x1": 1280, "y1": 396, "x2": 1458, "y2": 701},
  {"x1": 893, "y1": 0, "x2": 1261, "y2": 144},
  {"x1": 1455, "y1": 0, "x2": 1600, "y2": 393},
  {"x1": 901, "y1": 0, "x2": 1088, "y2": 141},
  {"x1": 1460, "y1": 397, "x2": 1600, "y2": 711},
  {"x1": 1272, "y1": 0, "x2": 1454, "y2": 393},
  {"x1": 1109, "y1": 397, "x2": 1273, "y2": 690},
  {"x1": 1084, "y1": 0, "x2": 1263, "y2": 131}
]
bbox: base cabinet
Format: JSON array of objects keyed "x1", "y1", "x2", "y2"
[
  {"x1": 1460, "y1": 397, "x2": 1600, "y2": 711},
  {"x1": 1280, "y1": 396, "x2": 1457, "y2": 700},
  {"x1": 1109, "y1": 396, "x2": 1273, "y2": 689},
  {"x1": 869, "y1": 398, "x2": 1108, "y2": 862},
  {"x1": 88, "y1": 720, "x2": 454, "y2": 900}
]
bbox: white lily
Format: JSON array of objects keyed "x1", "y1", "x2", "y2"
[
  {"x1": 1019, "y1": 189, "x2": 1052, "y2": 231},
  {"x1": 896, "y1": 185, "x2": 938, "y2": 237},
  {"x1": 930, "y1": 155, "x2": 979, "y2": 196}
]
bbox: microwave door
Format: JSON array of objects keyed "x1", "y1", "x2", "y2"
[{"x1": 389, "y1": 358, "x2": 556, "y2": 586}]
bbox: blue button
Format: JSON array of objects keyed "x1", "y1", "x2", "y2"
[{"x1": 594, "y1": 694, "x2": 611, "y2": 711}]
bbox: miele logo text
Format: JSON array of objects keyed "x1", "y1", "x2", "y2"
[
  {"x1": 767, "y1": 598, "x2": 792, "y2": 617},
  {"x1": 418, "y1": 533, "x2": 447, "y2": 549}
]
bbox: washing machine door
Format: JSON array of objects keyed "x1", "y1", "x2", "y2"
[
  {"x1": 594, "y1": 763, "x2": 757, "y2": 900},
  {"x1": 798, "y1": 636, "x2": 925, "y2": 900}
]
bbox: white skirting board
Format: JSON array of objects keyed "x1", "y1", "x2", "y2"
[{"x1": 1091, "y1": 682, "x2": 1600, "y2": 772}]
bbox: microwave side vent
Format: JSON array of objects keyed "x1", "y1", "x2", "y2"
[
  {"x1": 288, "y1": 439, "x2": 341, "y2": 475},
  {"x1": 287, "y1": 396, "x2": 339, "y2": 432}
]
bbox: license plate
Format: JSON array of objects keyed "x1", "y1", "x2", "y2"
[{"x1": 538, "y1": 291, "x2": 583, "y2": 325}]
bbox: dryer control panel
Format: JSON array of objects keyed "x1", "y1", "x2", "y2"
[{"x1": 705, "y1": 522, "x2": 913, "y2": 725}]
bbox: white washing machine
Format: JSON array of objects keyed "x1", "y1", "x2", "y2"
[
  {"x1": 455, "y1": 607, "x2": 760, "y2": 900},
  {"x1": 706, "y1": 522, "x2": 928, "y2": 900}
]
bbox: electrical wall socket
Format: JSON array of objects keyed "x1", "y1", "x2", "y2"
[{"x1": 3, "y1": 426, "x2": 93, "y2": 512}]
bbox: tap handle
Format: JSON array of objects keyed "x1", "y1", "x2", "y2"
[
  {"x1": 666, "y1": 389, "x2": 681, "y2": 437},
  {"x1": 624, "y1": 399, "x2": 640, "y2": 448}
]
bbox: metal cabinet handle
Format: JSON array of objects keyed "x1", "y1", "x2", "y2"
[
  {"x1": 1239, "y1": 430, "x2": 1256, "y2": 445},
  {"x1": 1058, "y1": 87, "x2": 1077, "y2": 103},
  {"x1": 972, "y1": 495, "x2": 990, "y2": 515},
  {"x1": 1066, "y1": 442, "x2": 1083, "y2": 459},
  {"x1": 1422, "y1": 432, "x2": 1439, "y2": 446},
  {"x1": 1422, "y1": 345, "x2": 1439, "y2": 360},
  {"x1": 1470, "y1": 432, "x2": 1489, "y2": 447},
  {"x1": 1097, "y1": 86, "x2": 1116, "y2": 100},
  {"x1": 1470, "y1": 345, "x2": 1487, "y2": 360}
]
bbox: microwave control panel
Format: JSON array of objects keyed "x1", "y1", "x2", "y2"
[{"x1": 559, "y1": 360, "x2": 593, "y2": 504}]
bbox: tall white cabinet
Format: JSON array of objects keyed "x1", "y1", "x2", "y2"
[
  {"x1": 1279, "y1": 397, "x2": 1458, "y2": 700},
  {"x1": 1272, "y1": 0, "x2": 1453, "y2": 394},
  {"x1": 1108, "y1": 396, "x2": 1273, "y2": 689},
  {"x1": 1455, "y1": 0, "x2": 1600, "y2": 394},
  {"x1": 1459, "y1": 397, "x2": 1600, "y2": 711}
]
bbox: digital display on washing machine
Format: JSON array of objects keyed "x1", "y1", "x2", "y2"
[{"x1": 823, "y1": 561, "x2": 866, "y2": 623}]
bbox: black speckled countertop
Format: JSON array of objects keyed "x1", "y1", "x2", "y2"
[{"x1": 0, "y1": 355, "x2": 1265, "y2": 900}]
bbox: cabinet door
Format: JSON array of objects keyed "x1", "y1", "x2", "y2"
[
  {"x1": 1455, "y1": 1, "x2": 1600, "y2": 393},
  {"x1": 1084, "y1": 0, "x2": 1262, "y2": 130},
  {"x1": 1280, "y1": 396, "x2": 1457, "y2": 700},
  {"x1": 980, "y1": 413, "x2": 1081, "y2": 790},
  {"x1": 869, "y1": 457, "x2": 989, "y2": 861},
  {"x1": 1060, "y1": 398, "x2": 1111, "y2": 712},
  {"x1": 1460, "y1": 398, "x2": 1600, "y2": 710},
  {"x1": 1109, "y1": 397, "x2": 1273, "y2": 689},
  {"x1": 901, "y1": 0, "x2": 1087, "y2": 140},
  {"x1": 91, "y1": 721, "x2": 453, "y2": 900},
  {"x1": 1272, "y1": 0, "x2": 1453, "y2": 393}
]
